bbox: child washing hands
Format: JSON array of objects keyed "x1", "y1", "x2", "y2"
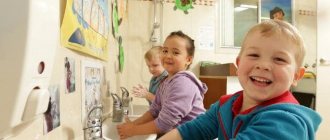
[
  {"x1": 117, "y1": 31, "x2": 207, "y2": 139},
  {"x1": 131, "y1": 46, "x2": 168, "y2": 104}
]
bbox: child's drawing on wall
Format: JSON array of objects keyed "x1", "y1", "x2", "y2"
[
  {"x1": 81, "y1": 61, "x2": 103, "y2": 120},
  {"x1": 44, "y1": 85, "x2": 61, "y2": 134},
  {"x1": 65, "y1": 57, "x2": 76, "y2": 94}
]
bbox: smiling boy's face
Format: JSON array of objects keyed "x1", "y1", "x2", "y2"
[{"x1": 236, "y1": 31, "x2": 305, "y2": 105}]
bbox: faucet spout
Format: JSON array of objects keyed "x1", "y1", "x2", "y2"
[
  {"x1": 87, "y1": 104, "x2": 103, "y2": 120},
  {"x1": 120, "y1": 87, "x2": 130, "y2": 107},
  {"x1": 111, "y1": 93, "x2": 124, "y2": 122},
  {"x1": 83, "y1": 104, "x2": 103, "y2": 140}
]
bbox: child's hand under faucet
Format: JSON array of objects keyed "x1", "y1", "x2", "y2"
[
  {"x1": 117, "y1": 115, "x2": 135, "y2": 139},
  {"x1": 124, "y1": 115, "x2": 131, "y2": 123}
]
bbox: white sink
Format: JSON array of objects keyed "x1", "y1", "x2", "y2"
[
  {"x1": 102, "y1": 105, "x2": 156, "y2": 140},
  {"x1": 102, "y1": 115, "x2": 157, "y2": 140}
]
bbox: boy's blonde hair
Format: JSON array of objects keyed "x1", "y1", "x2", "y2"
[
  {"x1": 239, "y1": 20, "x2": 306, "y2": 67},
  {"x1": 145, "y1": 46, "x2": 162, "y2": 61}
]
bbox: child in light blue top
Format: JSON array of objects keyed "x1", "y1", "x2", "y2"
[
  {"x1": 149, "y1": 71, "x2": 168, "y2": 97},
  {"x1": 132, "y1": 46, "x2": 168, "y2": 104}
]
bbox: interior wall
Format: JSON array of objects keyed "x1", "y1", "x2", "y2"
[
  {"x1": 8, "y1": 0, "x2": 120, "y2": 139},
  {"x1": 316, "y1": 0, "x2": 330, "y2": 139},
  {"x1": 294, "y1": 0, "x2": 317, "y2": 73}
]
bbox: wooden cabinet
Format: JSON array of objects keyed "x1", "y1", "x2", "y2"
[
  {"x1": 199, "y1": 76, "x2": 228, "y2": 109},
  {"x1": 199, "y1": 63, "x2": 237, "y2": 109}
]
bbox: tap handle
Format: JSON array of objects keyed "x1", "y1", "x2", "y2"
[
  {"x1": 120, "y1": 87, "x2": 129, "y2": 97},
  {"x1": 111, "y1": 92, "x2": 119, "y2": 100},
  {"x1": 111, "y1": 93, "x2": 122, "y2": 106}
]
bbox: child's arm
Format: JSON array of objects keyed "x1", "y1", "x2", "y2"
[
  {"x1": 144, "y1": 92, "x2": 155, "y2": 102},
  {"x1": 131, "y1": 110, "x2": 154, "y2": 125},
  {"x1": 159, "y1": 128, "x2": 182, "y2": 140},
  {"x1": 117, "y1": 111, "x2": 158, "y2": 139},
  {"x1": 173, "y1": 102, "x2": 220, "y2": 140},
  {"x1": 160, "y1": 103, "x2": 220, "y2": 140},
  {"x1": 117, "y1": 117, "x2": 161, "y2": 139}
]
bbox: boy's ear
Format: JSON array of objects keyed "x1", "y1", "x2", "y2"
[
  {"x1": 292, "y1": 67, "x2": 305, "y2": 86},
  {"x1": 236, "y1": 57, "x2": 240, "y2": 66},
  {"x1": 235, "y1": 57, "x2": 240, "y2": 75}
]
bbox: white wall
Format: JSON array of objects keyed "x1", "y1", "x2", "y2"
[
  {"x1": 316, "y1": 0, "x2": 330, "y2": 139},
  {"x1": 295, "y1": 0, "x2": 317, "y2": 73}
]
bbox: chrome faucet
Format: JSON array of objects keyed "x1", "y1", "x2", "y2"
[
  {"x1": 83, "y1": 104, "x2": 103, "y2": 140},
  {"x1": 110, "y1": 87, "x2": 132, "y2": 122},
  {"x1": 120, "y1": 87, "x2": 131, "y2": 114},
  {"x1": 121, "y1": 87, "x2": 134, "y2": 117},
  {"x1": 111, "y1": 93, "x2": 123, "y2": 122}
]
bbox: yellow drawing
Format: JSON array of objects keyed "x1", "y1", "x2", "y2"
[{"x1": 61, "y1": 0, "x2": 110, "y2": 60}]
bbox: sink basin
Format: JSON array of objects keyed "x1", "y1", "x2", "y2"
[{"x1": 102, "y1": 115, "x2": 157, "y2": 140}]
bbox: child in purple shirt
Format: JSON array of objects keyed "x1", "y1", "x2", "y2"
[{"x1": 117, "y1": 31, "x2": 207, "y2": 139}]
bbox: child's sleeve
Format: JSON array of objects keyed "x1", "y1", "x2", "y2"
[
  {"x1": 153, "y1": 77, "x2": 199, "y2": 132},
  {"x1": 149, "y1": 90, "x2": 161, "y2": 118},
  {"x1": 177, "y1": 102, "x2": 220, "y2": 140}
]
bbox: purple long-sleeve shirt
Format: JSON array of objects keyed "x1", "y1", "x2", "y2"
[{"x1": 149, "y1": 71, "x2": 208, "y2": 133}]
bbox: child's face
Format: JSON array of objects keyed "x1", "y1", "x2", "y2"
[
  {"x1": 236, "y1": 31, "x2": 304, "y2": 104},
  {"x1": 161, "y1": 37, "x2": 192, "y2": 77},
  {"x1": 273, "y1": 12, "x2": 284, "y2": 20},
  {"x1": 146, "y1": 57, "x2": 164, "y2": 77}
]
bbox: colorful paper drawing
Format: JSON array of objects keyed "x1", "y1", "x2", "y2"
[
  {"x1": 118, "y1": 0, "x2": 128, "y2": 20},
  {"x1": 81, "y1": 61, "x2": 103, "y2": 120},
  {"x1": 61, "y1": 0, "x2": 110, "y2": 60},
  {"x1": 65, "y1": 57, "x2": 76, "y2": 94},
  {"x1": 198, "y1": 25, "x2": 215, "y2": 50},
  {"x1": 174, "y1": 0, "x2": 195, "y2": 14},
  {"x1": 119, "y1": 43, "x2": 124, "y2": 72},
  {"x1": 261, "y1": 0, "x2": 293, "y2": 23},
  {"x1": 44, "y1": 85, "x2": 60, "y2": 134},
  {"x1": 111, "y1": 0, "x2": 122, "y2": 38}
]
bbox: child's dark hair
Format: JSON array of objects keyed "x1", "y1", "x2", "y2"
[
  {"x1": 270, "y1": 7, "x2": 285, "y2": 19},
  {"x1": 166, "y1": 31, "x2": 195, "y2": 69}
]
